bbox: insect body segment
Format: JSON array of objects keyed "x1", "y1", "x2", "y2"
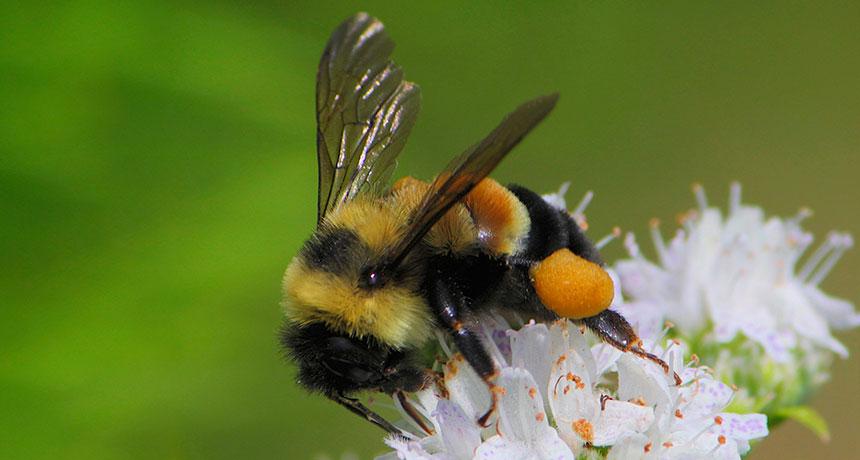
[{"x1": 281, "y1": 12, "x2": 678, "y2": 436}]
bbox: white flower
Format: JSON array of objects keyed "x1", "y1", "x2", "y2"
[
  {"x1": 380, "y1": 320, "x2": 767, "y2": 460},
  {"x1": 614, "y1": 183, "x2": 858, "y2": 361},
  {"x1": 609, "y1": 344, "x2": 768, "y2": 459}
]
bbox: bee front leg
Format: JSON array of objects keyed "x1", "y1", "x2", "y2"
[
  {"x1": 427, "y1": 274, "x2": 500, "y2": 427},
  {"x1": 329, "y1": 392, "x2": 406, "y2": 436}
]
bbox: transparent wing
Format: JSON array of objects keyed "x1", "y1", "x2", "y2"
[
  {"x1": 382, "y1": 93, "x2": 559, "y2": 269},
  {"x1": 316, "y1": 12, "x2": 421, "y2": 223}
]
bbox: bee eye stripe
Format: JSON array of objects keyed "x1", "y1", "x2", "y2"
[{"x1": 301, "y1": 228, "x2": 364, "y2": 273}]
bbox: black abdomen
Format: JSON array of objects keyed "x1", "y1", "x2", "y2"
[{"x1": 507, "y1": 184, "x2": 602, "y2": 265}]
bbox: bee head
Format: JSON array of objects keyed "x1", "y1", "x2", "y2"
[{"x1": 282, "y1": 221, "x2": 433, "y2": 350}]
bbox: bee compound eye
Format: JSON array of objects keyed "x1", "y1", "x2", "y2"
[{"x1": 359, "y1": 265, "x2": 387, "y2": 289}]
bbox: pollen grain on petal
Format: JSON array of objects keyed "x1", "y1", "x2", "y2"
[{"x1": 572, "y1": 418, "x2": 594, "y2": 443}]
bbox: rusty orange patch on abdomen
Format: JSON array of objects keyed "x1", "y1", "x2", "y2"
[{"x1": 464, "y1": 178, "x2": 530, "y2": 255}]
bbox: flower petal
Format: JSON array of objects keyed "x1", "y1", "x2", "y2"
[
  {"x1": 616, "y1": 354, "x2": 672, "y2": 413},
  {"x1": 714, "y1": 413, "x2": 768, "y2": 441},
  {"x1": 475, "y1": 430, "x2": 573, "y2": 460},
  {"x1": 593, "y1": 399, "x2": 654, "y2": 446},
  {"x1": 508, "y1": 322, "x2": 553, "y2": 402},
  {"x1": 382, "y1": 436, "x2": 441, "y2": 460},
  {"x1": 444, "y1": 354, "x2": 491, "y2": 422},
  {"x1": 496, "y1": 367, "x2": 547, "y2": 442},
  {"x1": 677, "y1": 373, "x2": 734, "y2": 420},
  {"x1": 433, "y1": 400, "x2": 482, "y2": 460},
  {"x1": 479, "y1": 367, "x2": 575, "y2": 460},
  {"x1": 803, "y1": 284, "x2": 860, "y2": 330}
]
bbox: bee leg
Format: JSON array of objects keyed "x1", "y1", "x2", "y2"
[
  {"x1": 583, "y1": 309, "x2": 682, "y2": 386},
  {"x1": 428, "y1": 275, "x2": 500, "y2": 427},
  {"x1": 330, "y1": 392, "x2": 406, "y2": 436},
  {"x1": 395, "y1": 390, "x2": 435, "y2": 435}
]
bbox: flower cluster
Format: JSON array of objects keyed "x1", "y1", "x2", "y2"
[
  {"x1": 613, "y1": 184, "x2": 857, "y2": 415},
  {"x1": 381, "y1": 320, "x2": 767, "y2": 460}
]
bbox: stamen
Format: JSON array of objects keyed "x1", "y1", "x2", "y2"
[
  {"x1": 687, "y1": 353, "x2": 700, "y2": 367},
  {"x1": 729, "y1": 182, "x2": 742, "y2": 216},
  {"x1": 799, "y1": 232, "x2": 838, "y2": 281},
  {"x1": 435, "y1": 330, "x2": 453, "y2": 358},
  {"x1": 572, "y1": 190, "x2": 594, "y2": 217},
  {"x1": 553, "y1": 374, "x2": 565, "y2": 396},
  {"x1": 653, "y1": 324, "x2": 673, "y2": 349},
  {"x1": 555, "y1": 182, "x2": 571, "y2": 201},
  {"x1": 809, "y1": 233, "x2": 853, "y2": 286},
  {"x1": 650, "y1": 219, "x2": 669, "y2": 266},
  {"x1": 481, "y1": 324, "x2": 508, "y2": 367},
  {"x1": 789, "y1": 207, "x2": 813, "y2": 225},
  {"x1": 681, "y1": 212, "x2": 697, "y2": 232},
  {"x1": 595, "y1": 226, "x2": 622, "y2": 250},
  {"x1": 692, "y1": 182, "x2": 708, "y2": 210},
  {"x1": 624, "y1": 232, "x2": 642, "y2": 259}
]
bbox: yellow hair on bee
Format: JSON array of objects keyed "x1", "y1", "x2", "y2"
[
  {"x1": 283, "y1": 256, "x2": 433, "y2": 348},
  {"x1": 325, "y1": 197, "x2": 406, "y2": 253},
  {"x1": 391, "y1": 176, "x2": 477, "y2": 255}
]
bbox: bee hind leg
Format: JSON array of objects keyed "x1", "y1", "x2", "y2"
[
  {"x1": 427, "y1": 274, "x2": 501, "y2": 427},
  {"x1": 583, "y1": 309, "x2": 682, "y2": 386}
]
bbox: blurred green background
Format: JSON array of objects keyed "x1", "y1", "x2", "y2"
[{"x1": 2, "y1": 1, "x2": 858, "y2": 458}]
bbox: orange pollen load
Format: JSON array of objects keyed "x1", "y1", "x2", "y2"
[
  {"x1": 675, "y1": 409, "x2": 684, "y2": 419},
  {"x1": 714, "y1": 415, "x2": 724, "y2": 425},
  {"x1": 663, "y1": 442, "x2": 674, "y2": 448},
  {"x1": 718, "y1": 435, "x2": 727, "y2": 445},
  {"x1": 572, "y1": 418, "x2": 594, "y2": 443},
  {"x1": 528, "y1": 387, "x2": 538, "y2": 399},
  {"x1": 535, "y1": 412, "x2": 545, "y2": 422},
  {"x1": 530, "y1": 248, "x2": 614, "y2": 319},
  {"x1": 644, "y1": 442, "x2": 653, "y2": 453}
]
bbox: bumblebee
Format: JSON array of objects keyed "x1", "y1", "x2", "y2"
[{"x1": 282, "y1": 12, "x2": 678, "y2": 435}]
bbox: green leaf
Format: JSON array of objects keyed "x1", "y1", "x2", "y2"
[{"x1": 771, "y1": 406, "x2": 830, "y2": 442}]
